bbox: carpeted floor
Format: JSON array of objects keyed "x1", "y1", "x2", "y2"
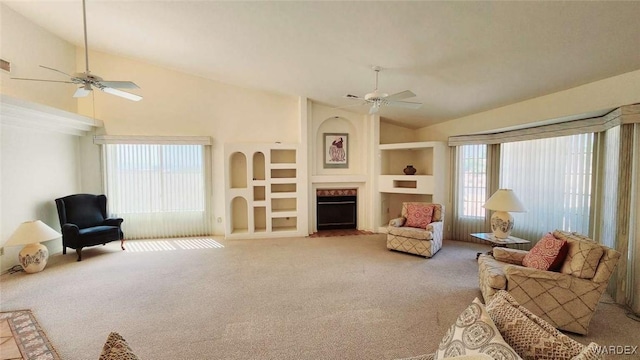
[
  {"x1": 0, "y1": 235, "x2": 638, "y2": 359},
  {"x1": 0, "y1": 310, "x2": 60, "y2": 360}
]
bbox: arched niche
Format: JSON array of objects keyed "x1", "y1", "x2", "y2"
[
  {"x1": 231, "y1": 196, "x2": 248, "y2": 232},
  {"x1": 253, "y1": 152, "x2": 265, "y2": 180},
  {"x1": 315, "y1": 116, "x2": 358, "y2": 173},
  {"x1": 230, "y1": 152, "x2": 247, "y2": 188}
]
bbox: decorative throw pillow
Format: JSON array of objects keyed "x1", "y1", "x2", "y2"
[
  {"x1": 557, "y1": 237, "x2": 605, "y2": 279},
  {"x1": 435, "y1": 298, "x2": 521, "y2": 360},
  {"x1": 485, "y1": 291, "x2": 598, "y2": 360},
  {"x1": 405, "y1": 204, "x2": 434, "y2": 229},
  {"x1": 522, "y1": 233, "x2": 568, "y2": 271},
  {"x1": 99, "y1": 332, "x2": 140, "y2": 360}
]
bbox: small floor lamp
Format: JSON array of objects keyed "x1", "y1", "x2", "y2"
[
  {"x1": 4, "y1": 220, "x2": 61, "y2": 273},
  {"x1": 483, "y1": 189, "x2": 527, "y2": 239}
]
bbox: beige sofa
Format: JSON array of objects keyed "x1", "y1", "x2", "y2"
[
  {"x1": 387, "y1": 203, "x2": 444, "y2": 258},
  {"x1": 478, "y1": 230, "x2": 620, "y2": 335},
  {"x1": 395, "y1": 290, "x2": 603, "y2": 360}
]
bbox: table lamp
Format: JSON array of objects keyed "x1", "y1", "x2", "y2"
[
  {"x1": 483, "y1": 189, "x2": 527, "y2": 239},
  {"x1": 4, "y1": 220, "x2": 61, "y2": 273}
]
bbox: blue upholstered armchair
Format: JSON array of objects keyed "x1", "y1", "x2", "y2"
[{"x1": 55, "y1": 194, "x2": 124, "y2": 261}]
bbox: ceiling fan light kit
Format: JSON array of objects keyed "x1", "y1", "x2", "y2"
[
  {"x1": 10, "y1": 0, "x2": 142, "y2": 102},
  {"x1": 344, "y1": 66, "x2": 422, "y2": 114}
]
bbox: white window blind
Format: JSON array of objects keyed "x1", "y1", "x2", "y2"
[
  {"x1": 500, "y1": 133, "x2": 594, "y2": 241},
  {"x1": 104, "y1": 144, "x2": 212, "y2": 239},
  {"x1": 459, "y1": 145, "x2": 488, "y2": 218},
  {"x1": 452, "y1": 144, "x2": 490, "y2": 241}
]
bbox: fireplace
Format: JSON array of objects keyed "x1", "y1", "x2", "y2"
[{"x1": 316, "y1": 189, "x2": 357, "y2": 230}]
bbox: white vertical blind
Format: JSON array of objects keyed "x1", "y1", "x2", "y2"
[
  {"x1": 500, "y1": 134, "x2": 594, "y2": 242},
  {"x1": 452, "y1": 144, "x2": 489, "y2": 242},
  {"x1": 104, "y1": 144, "x2": 212, "y2": 239},
  {"x1": 599, "y1": 127, "x2": 620, "y2": 250},
  {"x1": 598, "y1": 125, "x2": 636, "y2": 305}
]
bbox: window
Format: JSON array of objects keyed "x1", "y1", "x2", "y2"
[
  {"x1": 500, "y1": 133, "x2": 594, "y2": 239},
  {"x1": 458, "y1": 144, "x2": 488, "y2": 218},
  {"x1": 104, "y1": 144, "x2": 211, "y2": 239},
  {"x1": 452, "y1": 144, "x2": 490, "y2": 241}
]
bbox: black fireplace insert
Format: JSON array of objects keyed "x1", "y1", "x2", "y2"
[{"x1": 317, "y1": 194, "x2": 357, "y2": 230}]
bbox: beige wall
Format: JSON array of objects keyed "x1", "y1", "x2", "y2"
[
  {"x1": 74, "y1": 49, "x2": 300, "y2": 235},
  {"x1": 417, "y1": 69, "x2": 640, "y2": 141},
  {"x1": 379, "y1": 120, "x2": 417, "y2": 144},
  {"x1": 76, "y1": 50, "x2": 299, "y2": 140},
  {"x1": 0, "y1": 126, "x2": 80, "y2": 271},
  {"x1": 0, "y1": 4, "x2": 77, "y2": 112},
  {"x1": 0, "y1": 5, "x2": 82, "y2": 271}
]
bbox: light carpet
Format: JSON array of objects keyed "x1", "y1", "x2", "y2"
[{"x1": 0, "y1": 235, "x2": 638, "y2": 359}]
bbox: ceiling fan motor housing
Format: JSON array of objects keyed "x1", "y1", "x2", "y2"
[{"x1": 364, "y1": 90, "x2": 388, "y2": 101}]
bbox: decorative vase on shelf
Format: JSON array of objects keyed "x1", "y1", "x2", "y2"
[{"x1": 403, "y1": 165, "x2": 417, "y2": 175}]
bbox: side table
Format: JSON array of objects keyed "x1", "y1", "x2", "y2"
[{"x1": 471, "y1": 232, "x2": 530, "y2": 259}]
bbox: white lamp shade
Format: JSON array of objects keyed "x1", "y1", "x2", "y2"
[
  {"x1": 483, "y1": 189, "x2": 527, "y2": 212},
  {"x1": 4, "y1": 220, "x2": 61, "y2": 247}
]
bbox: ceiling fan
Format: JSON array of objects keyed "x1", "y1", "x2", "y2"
[
  {"x1": 11, "y1": 0, "x2": 142, "y2": 102},
  {"x1": 344, "y1": 66, "x2": 421, "y2": 114}
]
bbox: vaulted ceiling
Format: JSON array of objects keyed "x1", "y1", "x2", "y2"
[{"x1": 4, "y1": 1, "x2": 640, "y2": 129}]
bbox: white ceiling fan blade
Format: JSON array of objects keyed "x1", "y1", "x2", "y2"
[
  {"x1": 11, "y1": 77, "x2": 73, "y2": 84},
  {"x1": 385, "y1": 90, "x2": 416, "y2": 101},
  {"x1": 39, "y1": 65, "x2": 72, "y2": 77},
  {"x1": 387, "y1": 100, "x2": 422, "y2": 109},
  {"x1": 101, "y1": 87, "x2": 143, "y2": 101},
  {"x1": 73, "y1": 86, "x2": 91, "y2": 98},
  {"x1": 99, "y1": 81, "x2": 140, "y2": 89}
]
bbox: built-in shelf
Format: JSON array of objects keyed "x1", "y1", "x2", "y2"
[
  {"x1": 271, "y1": 192, "x2": 297, "y2": 199},
  {"x1": 270, "y1": 163, "x2": 297, "y2": 170},
  {"x1": 379, "y1": 175, "x2": 434, "y2": 194},
  {"x1": 272, "y1": 226, "x2": 298, "y2": 233},
  {"x1": 225, "y1": 143, "x2": 303, "y2": 239},
  {"x1": 253, "y1": 152, "x2": 266, "y2": 180},
  {"x1": 271, "y1": 178, "x2": 297, "y2": 184},
  {"x1": 271, "y1": 210, "x2": 298, "y2": 218},
  {"x1": 272, "y1": 183, "x2": 296, "y2": 193},
  {"x1": 271, "y1": 168, "x2": 296, "y2": 178},
  {"x1": 378, "y1": 141, "x2": 446, "y2": 228},
  {"x1": 253, "y1": 186, "x2": 266, "y2": 201}
]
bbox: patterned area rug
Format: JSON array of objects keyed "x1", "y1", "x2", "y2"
[
  {"x1": 0, "y1": 310, "x2": 60, "y2": 360},
  {"x1": 308, "y1": 229, "x2": 376, "y2": 237}
]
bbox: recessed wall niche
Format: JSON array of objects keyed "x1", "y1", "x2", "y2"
[
  {"x1": 230, "y1": 152, "x2": 247, "y2": 189},
  {"x1": 231, "y1": 196, "x2": 248, "y2": 233},
  {"x1": 314, "y1": 116, "x2": 358, "y2": 174},
  {"x1": 253, "y1": 152, "x2": 265, "y2": 180}
]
